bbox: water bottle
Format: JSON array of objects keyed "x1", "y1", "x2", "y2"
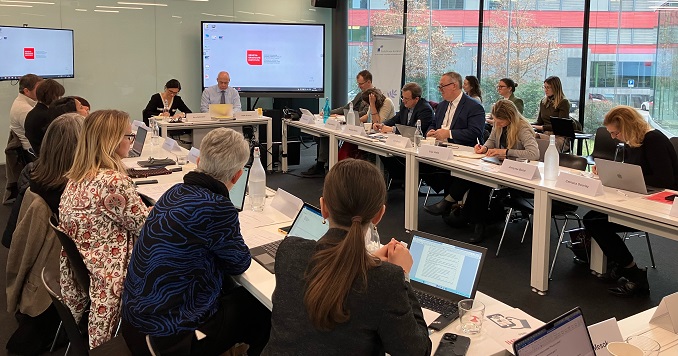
[
  {"x1": 322, "y1": 97, "x2": 330, "y2": 124},
  {"x1": 614, "y1": 142, "x2": 625, "y2": 162},
  {"x1": 414, "y1": 119, "x2": 424, "y2": 148},
  {"x1": 162, "y1": 98, "x2": 169, "y2": 116},
  {"x1": 346, "y1": 102, "x2": 356, "y2": 126},
  {"x1": 249, "y1": 147, "x2": 266, "y2": 212},
  {"x1": 150, "y1": 118, "x2": 160, "y2": 145},
  {"x1": 365, "y1": 223, "x2": 380, "y2": 252},
  {"x1": 544, "y1": 135, "x2": 559, "y2": 181}
]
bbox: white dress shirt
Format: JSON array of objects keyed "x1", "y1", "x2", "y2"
[
  {"x1": 200, "y1": 85, "x2": 242, "y2": 113},
  {"x1": 9, "y1": 93, "x2": 37, "y2": 150},
  {"x1": 442, "y1": 91, "x2": 463, "y2": 139}
]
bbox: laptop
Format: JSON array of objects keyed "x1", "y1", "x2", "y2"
[
  {"x1": 407, "y1": 230, "x2": 487, "y2": 330},
  {"x1": 250, "y1": 203, "x2": 328, "y2": 273},
  {"x1": 513, "y1": 307, "x2": 595, "y2": 356},
  {"x1": 595, "y1": 158, "x2": 660, "y2": 195},
  {"x1": 209, "y1": 103, "x2": 234, "y2": 120},
  {"x1": 127, "y1": 125, "x2": 148, "y2": 158},
  {"x1": 230, "y1": 167, "x2": 250, "y2": 211},
  {"x1": 395, "y1": 124, "x2": 417, "y2": 141}
]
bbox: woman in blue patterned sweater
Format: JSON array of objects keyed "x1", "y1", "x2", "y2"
[{"x1": 121, "y1": 128, "x2": 271, "y2": 355}]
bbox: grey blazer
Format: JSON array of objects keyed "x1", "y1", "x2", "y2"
[
  {"x1": 263, "y1": 228, "x2": 431, "y2": 356},
  {"x1": 484, "y1": 119, "x2": 539, "y2": 161}
]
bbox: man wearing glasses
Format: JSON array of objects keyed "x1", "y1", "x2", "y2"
[
  {"x1": 302, "y1": 70, "x2": 375, "y2": 176},
  {"x1": 200, "y1": 71, "x2": 242, "y2": 113},
  {"x1": 374, "y1": 82, "x2": 433, "y2": 134}
]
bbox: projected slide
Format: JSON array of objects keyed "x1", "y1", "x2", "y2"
[
  {"x1": 0, "y1": 26, "x2": 74, "y2": 80},
  {"x1": 201, "y1": 22, "x2": 324, "y2": 94}
]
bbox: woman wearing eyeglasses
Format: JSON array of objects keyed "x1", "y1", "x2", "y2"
[
  {"x1": 59, "y1": 110, "x2": 150, "y2": 348},
  {"x1": 584, "y1": 105, "x2": 678, "y2": 297},
  {"x1": 142, "y1": 78, "x2": 192, "y2": 125},
  {"x1": 496, "y1": 78, "x2": 523, "y2": 114}
]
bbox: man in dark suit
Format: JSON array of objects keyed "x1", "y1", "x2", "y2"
[
  {"x1": 375, "y1": 82, "x2": 433, "y2": 134},
  {"x1": 422, "y1": 72, "x2": 486, "y2": 222}
]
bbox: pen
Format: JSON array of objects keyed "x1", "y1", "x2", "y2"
[
  {"x1": 476, "y1": 138, "x2": 480, "y2": 145},
  {"x1": 615, "y1": 189, "x2": 629, "y2": 197}
]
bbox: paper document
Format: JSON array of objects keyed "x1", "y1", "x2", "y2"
[
  {"x1": 242, "y1": 229, "x2": 285, "y2": 248},
  {"x1": 483, "y1": 308, "x2": 544, "y2": 353},
  {"x1": 270, "y1": 189, "x2": 304, "y2": 219},
  {"x1": 238, "y1": 210, "x2": 275, "y2": 229},
  {"x1": 453, "y1": 151, "x2": 485, "y2": 159},
  {"x1": 135, "y1": 182, "x2": 177, "y2": 202}
]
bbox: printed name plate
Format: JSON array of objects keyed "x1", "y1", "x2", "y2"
[
  {"x1": 555, "y1": 171, "x2": 604, "y2": 196},
  {"x1": 299, "y1": 114, "x2": 315, "y2": 124},
  {"x1": 162, "y1": 137, "x2": 178, "y2": 152},
  {"x1": 344, "y1": 124, "x2": 367, "y2": 137},
  {"x1": 324, "y1": 119, "x2": 341, "y2": 130},
  {"x1": 187, "y1": 147, "x2": 200, "y2": 164},
  {"x1": 132, "y1": 120, "x2": 146, "y2": 130},
  {"x1": 186, "y1": 113, "x2": 208, "y2": 121},
  {"x1": 498, "y1": 159, "x2": 540, "y2": 180},
  {"x1": 418, "y1": 145, "x2": 453, "y2": 161},
  {"x1": 385, "y1": 135, "x2": 412, "y2": 149}
]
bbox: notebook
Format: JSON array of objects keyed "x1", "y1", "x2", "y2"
[
  {"x1": 595, "y1": 158, "x2": 660, "y2": 195},
  {"x1": 128, "y1": 125, "x2": 148, "y2": 158},
  {"x1": 407, "y1": 231, "x2": 487, "y2": 328},
  {"x1": 513, "y1": 307, "x2": 595, "y2": 356},
  {"x1": 230, "y1": 167, "x2": 250, "y2": 211},
  {"x1": 251, "y1": 203, "x2": 328, "y2": 273},
  {"x1": 209, "y1": 103, "x2": 234, "y2": 120},
  {"x1": 395, "y1": 124, "x2": 417, "y2": 141}
]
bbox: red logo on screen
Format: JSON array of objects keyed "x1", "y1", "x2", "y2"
[
  {"x1": 246, "y1": 50, "x2": 262, "y2": 65},
  {"x1": 24, "y1": 48, "x2": 35, "y2": 60}
]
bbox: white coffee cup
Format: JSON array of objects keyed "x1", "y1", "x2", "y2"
[
  {"x1": 364, "y1": 123, "x2": 372, "y2": 133},
  {"x1": 607, "y1": 342, "x2": 643, "y2": 356}
]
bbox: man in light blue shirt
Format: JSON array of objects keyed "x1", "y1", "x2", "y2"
[{"x1": 200, "y1": 71, "x2": 242, "y2": 113}]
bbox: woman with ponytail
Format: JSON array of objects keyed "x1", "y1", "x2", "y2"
[{"x1": 263, "y1": 159, "x2": 431, "y2": 355}]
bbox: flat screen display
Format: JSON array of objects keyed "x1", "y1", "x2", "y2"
[
  {"x1": 0, "y1": 26, "x2": 74, "y2": 81},
  {"x1": 201, "y1": 22, "x2": 324, "y2": 98}
]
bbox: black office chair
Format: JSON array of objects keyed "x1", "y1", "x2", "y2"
[
  {"x1": 50, "y1": 216, "x2": 91, "y2": 292},
  {"x1": 550, "y1": 117, "x2": 577, "y2": 153},
  {"x1": 670, "y1": 137, "x2": 678, "y2": 157},
  {"x1": 586, "y1": 126, "x2": 619, "y2": 166}
]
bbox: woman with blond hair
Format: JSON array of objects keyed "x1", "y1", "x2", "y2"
[
  {"x1": 584, "y1": 105, "x2": 678, "y2": 297},
  {"x1": 263, "y1": 159, "x2": 430, "y2": 355},
  {"x1": 59, "y1": 109, "x2": 150, "y2": 348},
  {"x1": 476, "y1": 99, "x2": 539, "y2": 160}
]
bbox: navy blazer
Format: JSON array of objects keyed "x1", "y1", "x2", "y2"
[
  {"x1": 382, "y1": 98, "x2": 434, "y2": 134},
  {"x1": 427, "y1": 93, "x2": 486, "y2": 146}
]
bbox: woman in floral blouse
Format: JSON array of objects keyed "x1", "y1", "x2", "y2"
[{"x1": 59, "y1": 109, "x2": 149, "y2": 349}]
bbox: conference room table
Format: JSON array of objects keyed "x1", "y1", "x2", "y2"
[
  {"x1": 279, "y1": 118, "x2": 678, "y2": 294},
  {"x1": 155, "y1": 115, "x2": 273, "y2": 172}
]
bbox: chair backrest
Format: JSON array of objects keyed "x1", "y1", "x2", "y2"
[
  {"x1": 591, "y1": 126, "x2": 619, "y2": 161},
  {"x1": 536, "y1": 138, "x2": 550, "y2": 162},
  {"x1": 550, "y1": 117, "x2": 576, "y2": 139},
  {"x1": 49, "y1": 215, "x2": 91, "y2": 292},
  {"x1": 558, "y1": 153, "x2": 588, "y2": 171},
  {"x1": 670, "y1": 137, "x2": 678, "y2": 158},
  {"x1": 41, "y1": 267, "x2": 90, "y2": 356}
]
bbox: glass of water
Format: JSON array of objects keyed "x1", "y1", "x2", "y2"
[{"x1": 458, "y1": 299, "x2": 485, "y2": 335}]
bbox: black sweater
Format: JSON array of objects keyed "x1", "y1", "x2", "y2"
[
  {"x1": 142, "y1": 93, "x2": 192, "y2": 121},
  {"x1": 624, "y1": 129, "x2": 678, "y2": 190}
]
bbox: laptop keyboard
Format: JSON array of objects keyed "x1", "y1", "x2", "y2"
[
  {"x1": 259, "y1": 240, "x2": 282, "y2": 258},
  {"x1": 413, "y1": 290, "x2": 458, "y2": 316}
]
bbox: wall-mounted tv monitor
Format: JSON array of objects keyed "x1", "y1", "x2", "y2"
[
  {"x1": 0, "y1": 26, "x2": 74, "y2": 81},
  {"x1": 201, "y1": 22, "x2": 324, "y2": 98}
]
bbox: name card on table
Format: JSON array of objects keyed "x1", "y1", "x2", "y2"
[
  {"x1": 132, "y1": 120, "x2": 147, "y2": 131},
  {"x1": 324, "y1": 119, "x2": 341, "y2": 130},
  {"x1": 385, "y1": 135, "x2": 412, "y2": 149},
  {"x1": 344, "y1": 124, "x2": 367, "y2": 137},
  {"x1": 418, "y1": 145, "x2": 453, "y2": 161},
  {"x1": 299, "y1": 113, "x2": 315, "y2": 124},
  {"x1": 499, "y1": 160, "x2": 540, "y2": 180},
  {"x1": 186, "y1": 113, "x2": 209, "y2": 121},
  {"x1": 587, "y1": 318, "x2": 623, "y2": 356},
  {"x1": 187, "y1": 147, "x2": 200, "y2": 164},
  {"x1": 270, "y1": 188, "x2": 304, "y2": 219},
  {"x1": 555, "y1": 171, "x2": 604, "y2": 196},
  {"x1": 670, "y1": 200, "x2": 678, "y2": 218},
  {"x1": 234, "y1": 111, "x2": 258, "y2": 119},
  {"x1": 162, "y1": 137, "x2": 182, "y2": 153},
  {"x1": 650, "y1": 291, "x2": 678, "y2": 333}
]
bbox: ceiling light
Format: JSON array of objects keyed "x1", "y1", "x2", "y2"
[
  {"x1": 0, "y1": 3, "x2": 32, "y2": 6},
  {"x1": 96, "y1": 5, "x2": 143, "y2": 9},
  {"x1": 0, "y1": 1, "x2": 54, "y2": 4},
  {"x1": 94, "y1": 9, "x2": 119, "y2": 12},
  {"x1": 75, "y1": 8, "x2": 86, "y2": 11},
  {"x1": 117, "y1": 2, "x2": 167, "y2": 6}
]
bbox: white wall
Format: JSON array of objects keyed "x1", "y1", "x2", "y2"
[{"x1": 1, "y1": 0, "x2": 332, "y2": 164}]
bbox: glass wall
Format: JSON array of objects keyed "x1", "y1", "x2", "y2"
[{"x1": 347, "y1": 0, "x2": 674, "y2": 138}]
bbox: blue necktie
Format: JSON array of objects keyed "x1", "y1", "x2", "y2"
[{"x1": 220, "y1": 90, "x2": 226, "y2": 104}]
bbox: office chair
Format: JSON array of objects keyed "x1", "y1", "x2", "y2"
[
  {"x1": 586, "y1": 126, "x2": 619, "y2": 166},
  {"x1": 550, "y1": 117, "x2": 576, "y2": 153}
]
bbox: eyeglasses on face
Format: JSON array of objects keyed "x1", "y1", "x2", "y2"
[
  {"x1": 401, "y1": 96, "x2": 416, "y2": 102},
  {"x1": 438, "y1": 82, "x2": 455, "y2": 90},
  {"x1": 543, "y1": 85, "x2": 552, "y2": 90},
  {"x1": 496, "y1": 85, "x2": 507, "y2": 89},
  {"x1": 124, "y1": 133, "x2": 136, "y2": 143},
  {"x1": 168, "y1": 89, "x2": 180, "y2": 95},
  {"x1": 357, "y1": 81, "x2": 367, "y2": 86}
]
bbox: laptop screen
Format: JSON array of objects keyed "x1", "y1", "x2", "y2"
[
  {"x1": 230, "y1": 167, "x2": 249, "y2": 211},
  {"x1": 132, "y1": 125, "x2": 147, "y2": 153},
  {"x1": 287, "y1": 204, "x2": 328, "y2": 241},
  {"x1": 513, "y1": 308, "x2": 595, "y2": 356},
  {"x1": 409, "y1": 234, "x2": 484, "y2": 298}
]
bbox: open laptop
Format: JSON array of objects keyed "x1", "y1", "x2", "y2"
[
  {"x1": 595, "y1": 158, "x2": 660, "y2": 194},
  {"x1": 209, "y1": 103, "x2": 234, "y2": 120},
  {"x1": 128, "y1": 125, "x2": 148, "y2": 158},
  {"x1": 407, "y1": 230, "x2": 487, "y2": 330},
  {"x1": 230, "y1": 167, "x2": 250, "y2": 211},
  {"x1": 251, "y1": 203, "x2": 328, "y2": 273},
  {"x1": 513, "y1": 307, "x2": 595, "y2": 356},
  {"x1": 395, "y1": 124, "x2": 417, "y2": 141}
]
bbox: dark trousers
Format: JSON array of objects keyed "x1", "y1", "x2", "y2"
[
  {"x1": 318, "y1": 137, "x2": 329, "y2": 163},
  {"x1": 122, "y1": 286, "x2": 271, "y2": 356},
  {"x1": 583, "y1": 210, "x2": 636, "y2": 266}
]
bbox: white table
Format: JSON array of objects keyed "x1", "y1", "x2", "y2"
[
  {"x1": 156, "y1": 116, "x2": 273, "y2": 172},
  {"x1": 618, "y1": 307, "x2": 678, "y2": 354}
]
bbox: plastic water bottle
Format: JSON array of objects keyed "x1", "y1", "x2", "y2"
[
  {"x1": 346, "y1": 102, "x2": 356, "y2": 126},
  {"x1": 414, "y1": 119, "x2": 424, "y2": 148},
  {"x1": 544, "y1": 135, "x2": 559, "y2": 180},
  {"x1": 365, "y1": 223, "x2": 380, "y2": 252},
  {"x1": 322, "y1": 97, "x2": 330, "y2": 124},
  {"x1": 614, "y1": 142, "x2": 625, "y2": 162},
  {"x1": 162, "y1": 99, "x2": 169, "y2": 116},
  {"x1": 149, "y1": 118, "x2": 160, "y2": 145},
  {"x1": 249, "y1": 147, "x2": 266, "y2": 212}
]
